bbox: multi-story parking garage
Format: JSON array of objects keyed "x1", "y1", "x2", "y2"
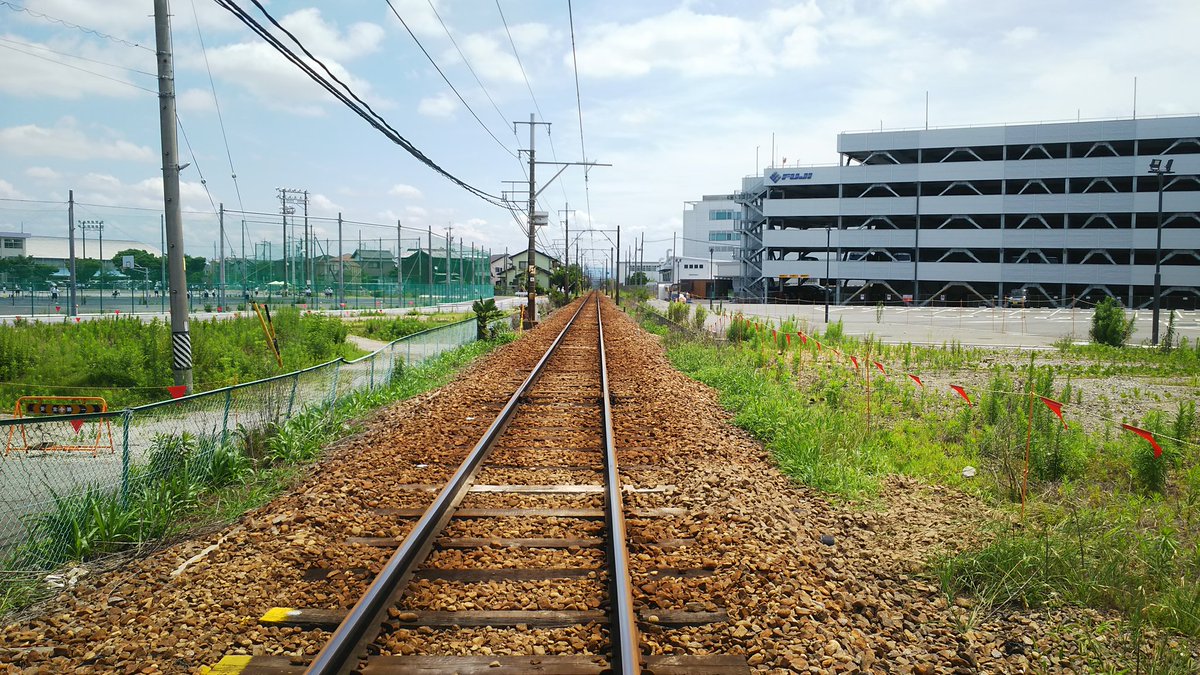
[{"x1": 728, "y1": 115, "x2": 1200, "y2": 307}]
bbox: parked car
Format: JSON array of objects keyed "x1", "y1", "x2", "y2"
[{"x1": 1006, "y1": 288, "x2": 1027, "y2": 307}]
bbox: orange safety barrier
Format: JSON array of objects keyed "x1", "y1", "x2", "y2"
[{"x1": 5, "y1": 396, "x2": 115, "y2": 456}]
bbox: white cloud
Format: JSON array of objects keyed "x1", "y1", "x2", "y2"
[
  {"x1": 454, "y1": 33, "x2": 525, "y2": 84},
  {"x1": 388, "y1": 183, "x2": 423, "y2": 199},
  {"x1": 406, "y1": 205, "x2": 429, "y2": 219},
  {"x1": 0, "y1": 119, "x2": 154, "y2": 161},
  {"x1": 197, "y1": 9, "x2": 386, "y2": 115},
  {"x1": 0, "y1": 33, "x2": 154, "y2": 99},
  {"x1": 1003, "y1": 26, "x2": 1038, "y2": 46},
  {"x1": 0, "y1": 179, "x2": 29, "y2": 200},
  {"x1": 177, "y1": 88, "x2": 215, "y2": 114},
  {"x1": 572, "y1": 4, "x2": 823, "y2": 79},
  {"x1": 25, "y1": 166, "x2": 62, "y2": 181},
  {"x1": 418, "y1": 91, "x2": 457, "y2": 118}
]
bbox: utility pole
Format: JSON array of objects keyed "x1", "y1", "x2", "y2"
[
  {"x1": 445, "y1": 226, "x2": 452, "y2": 303},
  {"x1": 512, "y1": 113, "x2": 609, "y2": 326},
  {"x1": 67, "y1": 190, "x2": 77, "y2": 316},
  {"x1": 403, "y1": 219, "x2": 408, "y2": 306},
  {"x1": 304, "y1": 190, "x2": 311, "y2": 292},
  {"x1": 337, "y1": 213, "x2": 344, "y2": 307},
  {"x1": 219, "y1": 203, "x2": 226, "y2": 309},
  {"x1": 427, "y1": 225, "x2": 433, "y2": 305},
  {"x1": 615, "y1": 225, "x2": 621, "y2": 305},
  {"x1": 154, "y1": 0, "x2": 192, "y2": 392}
]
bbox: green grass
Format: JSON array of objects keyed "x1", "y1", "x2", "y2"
[
  {"x1": 0, "y1": 331, "x2": 515, "y2": 615},
  {"x1": 639, "y1": 303, "x2": 1200, "y2": 661},
  {"x1": 345, "y1": 311, "x2": 470, "y2": 343},
  {"x1": 0, "y1": 309, "x2": 365, "y2": 409}
]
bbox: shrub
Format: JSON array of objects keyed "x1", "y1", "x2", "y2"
[
  {"x1": 691, "y1": 304, "x2": 707, "y2": 331},
  {"x1": 667, "y1": 301, "x2": 689, "y2": 324},
  {"x1": 823, "y1": 318, "x2": 845, "y2": 343},
  {"x1": 1090, "y1": 296, "x2": 1134, "y2": 347},
  {"x1": 472, "y1": 298, "x2": 504, "y2": 339},
  {"x1": 726, "y1": 313, "x2": 752, "y2": 342}
]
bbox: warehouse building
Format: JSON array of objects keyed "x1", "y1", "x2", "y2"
[{"x1": 724, "y1": 115, "x2": 1200, "y2": 307}]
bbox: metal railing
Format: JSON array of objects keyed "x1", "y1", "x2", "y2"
[{"x1": 0, "y1": 317, "x2": 481, "y2": 571}]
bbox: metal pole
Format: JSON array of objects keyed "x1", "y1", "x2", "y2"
[
  {"x1": 1153, "y1": 169, "x2": 1163, "y2": 345},
  {"x1": 525, "y1": 112, "x2": 537, "y2": 327},
  {"x1": 825, "y1": 226, "x2": 830, "y2": 323},
  {"x1": 445, "y1": 228, "x2": 451, "y2": 304},
  {"x1": 154, "y1": 0, "x2": 193, "y2": 392},
  {"x1": 397, "y1": 220, "x2": 404, "y2": 307},
  {"x1": 303, "y1": 190, "x2": 310, "y2": 293},
  {"x1": 98, "y1": 224, "x2": 104, "y2": 314},
  {"x1": 338, "y1": 212, "x2": 344, "y2": 308},
  {"x1": 709, "y1": 246, "x2": 713, "y2": 308},
  {"x1": 219, "y1": 203, "x2": 225, "y2": 310},
  {"x1": 67, "y1": 190, "x2": 77, "y2": 316},
  {"x1": 428, "y1": 225, "x2": 433, "y2": 306},
  {"x1": 615, "y1": 225, "x2": 620, "y2": 305}
]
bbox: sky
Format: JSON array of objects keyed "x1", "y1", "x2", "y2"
[{"x1": 2, "y1": 0, "x2": 1199, "y2": 274}]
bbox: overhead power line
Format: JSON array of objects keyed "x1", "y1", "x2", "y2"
[
  {"x1": 383, "y1": 0, "x2": 516, "y2": 158},
  {"x1": 0, "y1": 40, "x2": 157, "y2": 94},
  {"x1": 566, "y1": 0, "x2": 595, "y2": 231},
  {"x1": 0, "y1": 1, "x2": 153, "y2": 51},
  {"x1": 213, "y1": 0, "x2": 513, "y2": 211}
]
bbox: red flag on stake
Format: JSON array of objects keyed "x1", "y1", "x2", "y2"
[
  {"x1": 167, "y1": 385, "x2": 188, "y2": 400},
  {"x1": 1039, "y1": 396, "x2": 1067, "y2": 428},
  {"x1": 1122, "y1": 424, "x2": 1163, "y2": 458},
  {"x1": 873, "y1": 361, "x2": 886, "y2": 376},
  {"x1": 772, "y1": 329, "x2": 777, "y2": 340},
  {"x1": 849, "y1": 355, "x2": 860, "y2": 370},
  {"x1": 833, "y1": 348, "x2": 842, "y2": 356},
  {"x1": 907, "y1": 373, "x2": 924, "y2": 387},
  {"x1": 786, "y1": 333, "x2": 791, "y2": 345},
  {"x1": 950, "y1": 385, "x2": 972, "y2": 406},
  {"x1": 815, "y1": 340, "x2": 822, "y2": 352},
  {"x1": 798, "y1": 332, "x2": 807, "y2": 345}
]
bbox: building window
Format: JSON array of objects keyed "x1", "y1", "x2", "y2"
[
  {"x1": 708, "y1": 209, "x2": 738, "y2": 221},
  {"x1": 708, "y1": 231, "x2": 737, "y2": 241},
  {"x1": 2, "y1": 239, "x2": 23, "y2": 249}
]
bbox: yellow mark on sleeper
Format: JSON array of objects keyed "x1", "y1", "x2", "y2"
[{"x1": 259, "y1": 607, "x2": 295, "y2": 623}]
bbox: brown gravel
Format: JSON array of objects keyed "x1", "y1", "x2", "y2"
[{"x1": 0, "y1": 297, "x2": 1167, "y2": 673}]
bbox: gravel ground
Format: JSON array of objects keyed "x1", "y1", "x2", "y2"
[{"x1": 0, "y1": 297, "x2": 1184, "y2": 673}]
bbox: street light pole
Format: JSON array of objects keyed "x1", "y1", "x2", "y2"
[
  {"x1": 824, "y1": 226, "x2": 831, "y2": 323},
  {"x1": 80, "y1": 220, "x2": 104, "y2": 313},
  {"x1": 1148, "y1": 158, "x2": 1174, "y2": 345},
  {"x1": 709, "y1": 247, "x2": 714, "y2": 309}
]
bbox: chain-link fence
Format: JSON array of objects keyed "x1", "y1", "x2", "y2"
[{"x1": 0, "y1": 317, "x2": 479, "y2": 574}]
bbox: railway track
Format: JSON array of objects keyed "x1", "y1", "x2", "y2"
[{"x1": 210, "y1": 293, "x2": 747, "y2": 674}]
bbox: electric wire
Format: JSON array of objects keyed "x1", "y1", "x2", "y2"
[
  {"x1": 566, "y1": 0, "x2": 594, "y2": 235},
  {"x1": 0, "y1": 36, "x2": 156, "y2": 76},
  {"x1": 212, "y1": 0, "x2": 513, "y2": 211},
  {"x1": 382, "y1": 0, "x2": 516, "y2": 158},
  {"x1": 0, "y1": 1, "x2": 152, "y2": 51},
  {"x1": 0, "y1": 42, "x2": 157, "y2": 94}
]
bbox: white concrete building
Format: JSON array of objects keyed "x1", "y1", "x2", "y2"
[{"x1": 729, "y1": 115, "x2": 1200, "y2": 307}]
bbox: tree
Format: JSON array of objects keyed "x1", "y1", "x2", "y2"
[
  {"x1": 627, "y1": 271, "x2": 649, "y2": 285},
  {"x1": 472, "y1": 297, "x2": 505, "y2": 339},
  {"x1": 0, "y1": 256, "x2": 56, "y2": 287},
  {"x1": 185, "y1": 255, "x2": 208, "y2": 285},
  {"x1": 1090, "y1": 296, "x2": 1135, "y2": 347},
  {"x1": 549, "y1": 264, "x2": 585, "y2": 296},
  {"x1": 110, "y1": 248, "x2": 161, "y2": 272}
]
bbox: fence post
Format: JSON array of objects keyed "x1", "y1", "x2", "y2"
[
  {"x1": 369, "y1": 358, "x2": 375, "y2": 391},
  {"x1": 120, "y1": 410, "x2": 132, "y2": 506},
  {"x1": 286, "y1": 372, "x2": 299, "y2": 420},
  {"x1": 221, "y1": 388, "x2": 233, "y2": 448},
  {"x1": 328, "y1": 361, "x2": 342, "y2": 412}
]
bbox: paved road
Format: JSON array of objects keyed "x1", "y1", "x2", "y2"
[{"x1": 652, "y1": 300, "x2": 1200, "y2": 349}]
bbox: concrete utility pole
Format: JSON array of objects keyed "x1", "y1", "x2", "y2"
[
  {"x1": 513, "y1": 113, "x2": 608, "y2": 326},
  {"x1": 67, "y1": 190, "x2": 77, "y2": 316},
  {"x1": 615, "y1": 225, "x2": 621, "y2": 305},
  {"x1": 154, "y1": 0, "x2": 192, "y2": 392}
]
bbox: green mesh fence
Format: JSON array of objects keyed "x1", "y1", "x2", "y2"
[{"x1": 0, "y1": 316, "x2": 481, "y2": 580}]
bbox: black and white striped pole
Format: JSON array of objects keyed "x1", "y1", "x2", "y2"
[{"x1": 154, "y1": 0, "x2": 192, "y2": 393}]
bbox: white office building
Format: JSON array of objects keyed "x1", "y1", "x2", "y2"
[{"x1": 726, "y1": 115, "x2": 1200, "y2": 307}]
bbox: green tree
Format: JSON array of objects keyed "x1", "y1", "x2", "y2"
[
  {"x1": 1090, "y1": 296, "x2": 1135, "y2": 347},
  {"x1": 0, "y1": 256, "x2": 56, "y2": 287},
  {"x1": 110, "y1": 248, "x2": 162, "y2": 272},
  {"x1": 185, "y1": 255, "x2": 208, "y2": 285},
  {"x1": 627, "y1": 271, "x2": 649, "y2": 285},
  {"x1": 549, "y1": 264, "x2": 585, "y2": 296},
  {"x1": 472, "y1": 297, "x2": 505, "y2": 339}
]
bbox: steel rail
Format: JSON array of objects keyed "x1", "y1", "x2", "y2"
[
  {"x1": 305, "y1": 294, "x2": 596, "y2": 675},
  {"x1": 597, "y1": 297, "x2": 642, "y2": 673}
]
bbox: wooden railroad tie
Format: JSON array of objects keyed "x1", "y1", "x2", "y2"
[{"x1": 207, "y1": 653, "x2": 749, "y2": 674}]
